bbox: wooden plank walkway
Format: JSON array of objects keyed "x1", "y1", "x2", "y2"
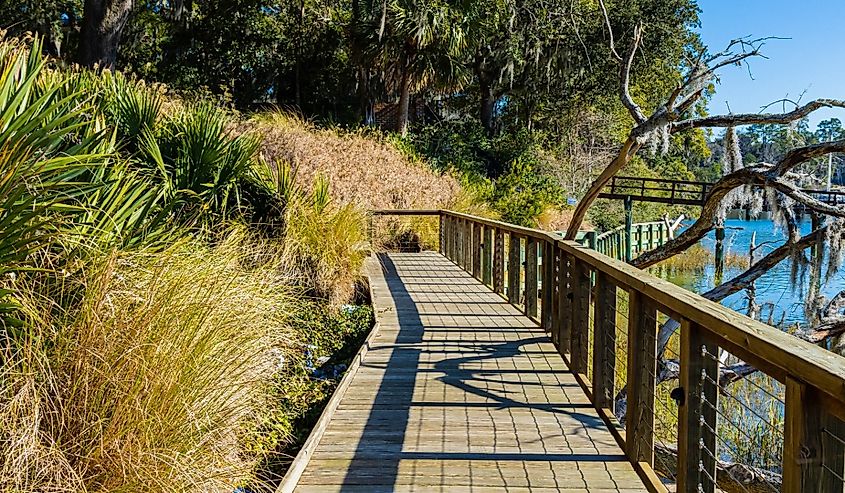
[{"x1": 292, "y1": 252, "x2": 647, "y2": 492}]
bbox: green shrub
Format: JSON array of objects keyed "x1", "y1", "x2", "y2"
[
  {"x1": 250, "y1": 303, "x2": 374, "y2": 467},
  {"x1": 397, "y1": 119, "x2": 563, "y2": 226},
  {"x1": 489, "y1": 158, "x2": 562, "y2": 227}
]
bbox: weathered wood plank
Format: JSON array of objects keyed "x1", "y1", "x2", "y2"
[
  {"x1": 483, "y1": 226, "x2": 493, "y2": 286},
  {"x1": 508, "y1": 233, "x2": 521, "y2": 305},
  {"x1": 551, "y1": 246, "x2": 561, "y2": 347},
  {"x1": 625, "y1": 291, "x2": 657, "y2": 467},
  {"x1": 571, "y1": 259, "x2": 591, "y2": 377},
  {"x1": 558, "y1": 252, "x2": 572, "y2": 357},
  {"x1": 472, "y1": 222, "x2": 482, "y2": 279},
  {"x1": 677, "y1": 319, "x2": 717, "y2": 493},
  {"x1": 784, "y1": 377, "x2": 845, "y2": 493},
  {"x1": 542, "y1": 240, "x2": 554, "y2": 332},
  {"x1": 593, "y1": 271, "x2": 617, "y2": 411}
]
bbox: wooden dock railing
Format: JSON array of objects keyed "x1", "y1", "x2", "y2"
[
  {"x1": 583, "y1": 220, "x2": 670, "y2": 261},
  {"x1": 372, "y1": 209, "x2": 845, "y2": 493}
]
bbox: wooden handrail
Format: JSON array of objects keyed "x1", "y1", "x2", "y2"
[
  {"x1": 374, "y1": 209, "x2": 845, "y2": 493},
  {"x1": 561, "y1": 240, "x2": 845, "y2": 405},
  {"x1": 370, "y1": 209, "x2": 440, "y2": 216}
]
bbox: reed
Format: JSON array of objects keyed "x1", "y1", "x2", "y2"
[{"x1": 1, "y1": 229, "x2": 299, "y2": 491}]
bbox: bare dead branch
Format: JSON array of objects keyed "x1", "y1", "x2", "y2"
[
  {"x1": 775, "y1": 139, "x2": 845, "y2": 174},
  {"x1": 564, "y1": 137, "x2": 641, "y2": 238},
  {"x1": 766, "y1": 177, "x2": 845, "y2": 217},
  {"x1": 823, "y1": 291, "x2": 845, "y2": 319},
  {"x1": 703, "y1": 227, "x2": 825, "y2": 300},
  {"x1": 801, "y1": 317, "x2": 845, "y2": 343},
  {"x1": 671, "y1": 99, "x2": 845, "y2": 132},
  {"x1": 618, "y1": 23, "x2": 647, "y2": 124},
  {"x1": 597, "y1": 0, "x2": 622, "y2": 61},
  {"x1": 631, "y1": 164, "x2": 772, "y2": 267}
]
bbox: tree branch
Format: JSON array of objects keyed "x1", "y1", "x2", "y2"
[
  {"x1": 671, "y1": 99, "x2": 845, "y2": 132},
  {"x1": 703, "y1": 227, "x2": 825, "y2": 300},
  {"x1": 618, "y1": 23, "x2": 647, "y2": 125},
  {"x1": 597, "y1": 0, "x2": 621, "y2": 61}
]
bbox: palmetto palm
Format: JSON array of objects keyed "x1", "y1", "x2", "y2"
[
  {"x1": 368, "y1": 0, "x2": 478, "y2": 134},
  {"x1": 0, "y1": 35, "x2": 178, "y2": 321}
]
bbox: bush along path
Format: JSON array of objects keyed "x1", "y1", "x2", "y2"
[
  {"x1": 251, "y1": 302, "x2": 375, "y2": 490},
  {"x1": 0, "y1": 34, "x2": 388, "y2": 492}
]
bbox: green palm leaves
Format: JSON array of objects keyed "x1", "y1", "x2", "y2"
[
  {"x1": 143, "y1": 103, "x2": 260, "y2": 218},
  {"x1": 0, "y1": 34, "x2": 265, "y2": 321},
  {"x1": 0, "y1": 36, "x2": 106, "y2": 275}
]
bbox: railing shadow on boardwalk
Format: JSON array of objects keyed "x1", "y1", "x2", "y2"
[{"x1": 339, "y1": 252, "x2": 628, "y2": 491}]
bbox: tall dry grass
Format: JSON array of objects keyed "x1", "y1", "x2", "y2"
[
  {"x1": 653, "y1": 244, "x2": 749, "y2": 271},
  {"x1": 283, "y1": 192, "x2": 368, "y2": 304},
  {"x1": 240, "y1": 112, "x2": 461, "y2": 211},
  {"x1": 1, "y1": 228, "x2": 298, "y2": 492}
]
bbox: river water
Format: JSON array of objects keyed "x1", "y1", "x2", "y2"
[{"x1": 654, "y1": 218, "x2": 845, "y2": 328}]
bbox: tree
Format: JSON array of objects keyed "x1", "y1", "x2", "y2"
[
  {"x1": 817, "y1": 118, "x2": 844, "y2": 189},
  {"x1": 564, "y1": 4, "x2": 845, "y2": 487},
  {"x1": 0, "y1": 0, "x2": 82, "y2": 56},
  {"x1": 381, "y1": 0, "x2": 474, "y2": 135},
  {"x1": 79, "y1": 0, "x2": 134, "y2": 68}
]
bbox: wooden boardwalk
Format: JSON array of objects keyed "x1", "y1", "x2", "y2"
[{"x1": 291, "y1": 252, "x2": 647, "y2": 492}]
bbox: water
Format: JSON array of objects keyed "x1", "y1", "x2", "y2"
[{"x1": 655, "y1": 218, "x2": 845, "y2": 328}]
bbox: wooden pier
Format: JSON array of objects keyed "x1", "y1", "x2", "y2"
[
  {"x1": 284, "y1": 252, "x2": 645, "y2": 492},
  {"x1": 281, "y1": 210, "x2": 845, "y2": 493}
]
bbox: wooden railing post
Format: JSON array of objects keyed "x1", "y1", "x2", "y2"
[
  {"x1": 449, "y1": 216, "x2": 456, "y2": 260},
  {"x1": 550, "y1": 245, "x2": 560, "y2": 346},
  {"x1": 464, "y1": 219, "x2": 472, "y2": 271},
  {"x1": 455, "y1": 218, "x2": 462, "y2": 267},
  {"x1": 784, "y1": 378, "x2": 845, "y2": 492},
  {"x1": 570, "y1": 258, "x2": 590, "y2": 376},
  {"x1": 508, "y1": 233, "x2": 521, "y2": 304},
  {"x1": 542, "y1": 241, "x2": 554, "y2": 332},
  {"x1": 439, "y1": 214, "x2": 446, "y2": 254},
  {"x1": 483, "y1": 226, "x2": 493, "y2": 286},
  {"x1": 525, "y1": 237, "x2": 538, "y2": 318},
  {"x1": 493, "y1": 228, "x2": 505, "y2": 295},
  {"x1": 453, "y1": 217, "x2": 461, "y2": 264},
  {"x1": 443, "y1": 216, "x2": 455, "y2": 260},
  {"x1": 557, "y1": 251, "x2": 572, "y2": 356},
  {"x1": 454, "y1": 218, "x2": 461, "y2": 265},
  {"x1": 626, "y1": 290, "x2": 657, "y2": 466},
  {"x1": 677, "y1": 319, "x2": 717, "y2": 493},
  {"x1": 458, "y1": 219, "x2": 469, "y2": 270},
  {"x1": 472, "y1": 222, "x2": 482, "y2": 279},
  {"x1": 592, "y1": 271, "x2": 617, "y2": 410}
]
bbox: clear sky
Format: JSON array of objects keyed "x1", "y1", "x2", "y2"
[{"x1": 697, "y1": 1, "x2": 845, "y2": 131}]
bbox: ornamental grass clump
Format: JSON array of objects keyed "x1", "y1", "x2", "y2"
[
  {"x1": 0, "y1": 230, "x2": 298, "y2": 492},
  {"x1": 281, "y1": 172, "x2": 368, "y2": 304}
]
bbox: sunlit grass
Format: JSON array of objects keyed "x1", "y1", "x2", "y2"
[{"x1": 1, "y1": 228, "x2": 300, "y2": 491}]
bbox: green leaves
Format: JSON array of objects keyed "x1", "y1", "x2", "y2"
[{"x1": 142, "y1": 102, "x2": 261, "y2": 220}]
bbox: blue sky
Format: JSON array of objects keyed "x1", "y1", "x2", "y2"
[{"x1": 697, "y1": 1, "x2": 845, "y2": 130}]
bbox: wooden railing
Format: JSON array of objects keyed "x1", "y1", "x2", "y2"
[
  {"x1": 373, "y1": 209, "x2": 845, "y2": 493},
  {"x1": 598, "y1": 175, "x2": 845, "y2": 209},
  {"x1": 599, "y1": 176, "x2": 712, "y2": 206},
  {"x1": 587, "y1": 221, "x2": 669, "y2": 261}
]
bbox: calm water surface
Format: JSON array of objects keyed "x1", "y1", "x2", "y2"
[{"x1": 654, "y1": 218, "x2": 845, "y2": 328}]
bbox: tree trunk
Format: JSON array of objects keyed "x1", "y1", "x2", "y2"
[
  {"x1": 397, "y1": 64, "x2": 412, "y2": 136},
  {"x1": 565, "y1": 137, "x2": 641, "y2": 239},
  {"x1": 479, "y1": 72, "x2": 495, "y2": 136},
  {"x1": 295, "y1": 0, "x2": 305, "y2": 108},
  {"x1": 173, "y1": 0, "x2": 192, "y2": 23},
  {"x1": 79, "y1": 0, "x2": 135, "y2": 69}
]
